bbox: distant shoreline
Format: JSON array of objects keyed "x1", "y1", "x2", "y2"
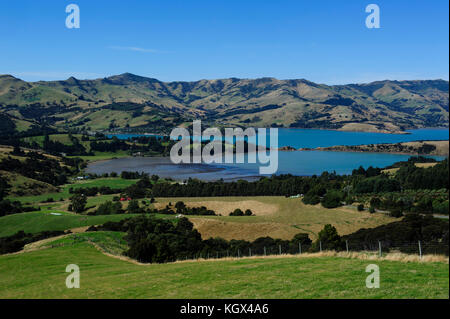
[
  {"x1": 104, "y1": 126, "x2": 449, "y2": 137},
  {"x1": 295, "y1": 139, "x2": 449, "y2": 157}
]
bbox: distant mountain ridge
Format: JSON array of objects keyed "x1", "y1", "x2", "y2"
[{"x1": 0, "y1": 73, "x2": 448, "y2": 134}]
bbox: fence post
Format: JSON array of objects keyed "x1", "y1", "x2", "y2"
[
  {"x1": 418, "y1": 241, "x2": 422, "y2": 259},
  {"x1": 264, "y1": 246, "x2": 266, "y2": 256},
  {"x1": 319, "y1": 241, "x2": 322, "y2": 252},
  {"x1": 378, "y1": 241, "x2": 382, "y2": 257},
  {"x1": 299, "y1": 242, "x2": 302, "y2": 255},
  {"x1": 216, "y1": 252, "x2": 219, "y2": 259},
  {"x1": 249, "y1": 248, "x2": 252, "y2": 257},
  {"x1": 346, "y1": 240, "x2": 349, "y2": 253},
  {"x1": 279, "y1": 244, "x2": 282, "y2": 255},
  {"x1": 238, "y1": 249, "x2": 240, "y2": 258}
]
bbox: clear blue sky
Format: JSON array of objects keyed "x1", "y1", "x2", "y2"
[{"x1": 1, "y1": 0, "x2": 448, "y2": 84}]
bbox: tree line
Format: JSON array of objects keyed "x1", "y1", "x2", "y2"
[
  {"x1": 91, "y1": 215, "x2": 312, "y2": 263},
  {"x1": 0, "y1": 151, "x2": 79, "y2": 186}
]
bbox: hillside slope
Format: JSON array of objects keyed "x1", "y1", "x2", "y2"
[
  {"x1": 0, "y1": 73, "x2": 448, "y2": 133},
  {"x1": 0, "y1": 241, "x2": 447, "y2": 298}
]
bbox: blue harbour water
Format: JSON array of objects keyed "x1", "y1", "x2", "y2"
[{"x1": 90, "y1": 128, "x2": 449, "y2": 181}]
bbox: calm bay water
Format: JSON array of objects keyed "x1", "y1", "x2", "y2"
[
  {"x1": 108, "y1": 128, "x2": 449, "y2": 148},
  {"x1": 91, "y1": 128, "x2": 448, "y2": 181},
  {"x1": 274, "y1": 127, "x2": 448, "y2": 148}
]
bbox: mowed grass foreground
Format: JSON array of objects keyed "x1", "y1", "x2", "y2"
[{"x1": 0, "y1": 242, "x2": 448, "y2": 298}]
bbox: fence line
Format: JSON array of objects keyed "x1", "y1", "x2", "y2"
[{"x1": 173, "y1": 241, "x2": 449, "y2": 262}]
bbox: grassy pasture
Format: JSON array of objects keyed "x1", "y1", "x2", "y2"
[
  {"x1": 0, "y1": 211, "x2": 136, "y2": 237},
  {"x1": 154, "y1": 196, "x2": 396, "y2": 241},
  {"x1": 67, "y1": 151, "x2": 130, "y2": 161},
  {"x1": 0, "y1": 210, "x2": 175, "y2": 237},
  {"x1": 7, "y1": 177, "x2": 138, "y2": 204},
  {"x1": 4, "y1": 191, "x2": 395, "y2": 242},
  {"x1": 21, "y1": 134, "x2": 91, "y2": 149},
  {"x1": 19, "y1": 133, "x2": 133, "y2": 162},
  {"x1": 382, "y1": 162, "x2": 439, "y2": 175},
  {"x1": 0, "y1": 239, "x2": 447, "y2": 299}
]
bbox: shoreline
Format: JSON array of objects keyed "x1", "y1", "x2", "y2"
[
  {"x1": 102, "y1": 126, "x2": 449, "y2": 136},
  {"x1": 295, "y1": 139, "x2": 449, "y2": 157},
  {"x1": 84, "y1": 139, "x2": 449, "y2": 166}
]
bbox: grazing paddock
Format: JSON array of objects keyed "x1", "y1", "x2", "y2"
[
  {"x1": 0, "y1": 210, "x2": 174, "y2": 237},
  {"x1": 0, "y1": 240, "x2": 447, "y2": 299},
  {"x1": 7, "y1": 177, "x2": 138, "y2": 204},
  {"x1": 154, "y1": 196, "x2": 396, "y2": 241},
  {"x1": 154, "y1": 199, "x2": 278, "y2": 216}
]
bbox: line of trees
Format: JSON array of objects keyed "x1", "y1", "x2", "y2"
[
  {"x1": 150, "y1": 160, "x2": 448, "y2": 199},
  {"x1": 0, "y1": 230, "x2": 66, "y2": 254},
  {"x1": 93, "y1": 216, "x2": 312, "y2": 263},
  {"x1": 0, "y1": 151, "x2": 80, "y2": 186}
]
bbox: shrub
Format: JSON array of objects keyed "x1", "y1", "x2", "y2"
[
  {"x1": 175, "y1": 201, "x2": 186, "y2": 214},
  {"x1": 369, "y1": 197, "x2": 382, "y2": 209},
  {"x1": 321, "y1": 191, "x2": 343, "y2": 209},
  {"x1": 357, "y1": 204, "x2": 364, "y2": 211},
  {"x1": 244, "y1": 209, "x2": 253, "y2": 216},
  {"x1": 433, "y1": 200, "x2": 449, "y2": 215},
  {"x1": 96, "y1": 201, "x2": 123, "y2": 215},
  {"x1": 70, "y1": 194, "x2": 86, "y2": 214},
  {"x1": 302, "y1": 192, "x2": 321, "y2": 205},
  {"x1": 345, "y1": 196, "x2": 354, "y2": 205},
  {"x1": 127, "y1": 199, "x2": 142, "y2": 214},
  {"x1": 389, "y1": 208, "x2": 403, "y2": 218},
  {"x1": 230, "y1": 208, "x2": 244, "y2": 216},
  {"x1": 316, "y1": 224, "x2": 342, "y2": 250}
]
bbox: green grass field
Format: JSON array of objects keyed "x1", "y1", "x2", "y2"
[
  {"x1": 21, "y1": 134, "x2": 91, "y2": 150},
  {"x1": 67, "y1": 151, "x2": 131, "y2": 161},
  {"x1": 0, "y1": 237, "x2": 447, "y2": 298},
  {"x1": 20, "y1": 134, "x2": 134, "y2": 162},
  {"x1": 8, "y1": 177, "x2": 138, "y2": 204},
  {"x1": 2, "y1": 194, "x2": 397, "y2": 241},
  {"x1": 40, "y1": 231, "x2": 128, "y2": 256},
  {"x1": 0, "y1": 211, "x2": 136, "y2": 237},
  {"x1": 0, "y1": 210, "x2": 176, "y2": 237}
]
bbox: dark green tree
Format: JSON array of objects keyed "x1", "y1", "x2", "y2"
[
  {"x1": 70, "y1": 194, "x2": 86, "y2": 214},
  {"x1": 317, "y1": 224, "x2": 342, "y2": 250},
  {"x1": 127, "y1": 199, "x2": 141, "y2": 214}
]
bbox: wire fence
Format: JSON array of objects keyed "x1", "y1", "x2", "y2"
[
  {"x1": 174, "y1": 241, "x2": 449, "y2": 261},
  {"x1": 64, "y1": 234, "x2": 448, "y2": 262}
]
